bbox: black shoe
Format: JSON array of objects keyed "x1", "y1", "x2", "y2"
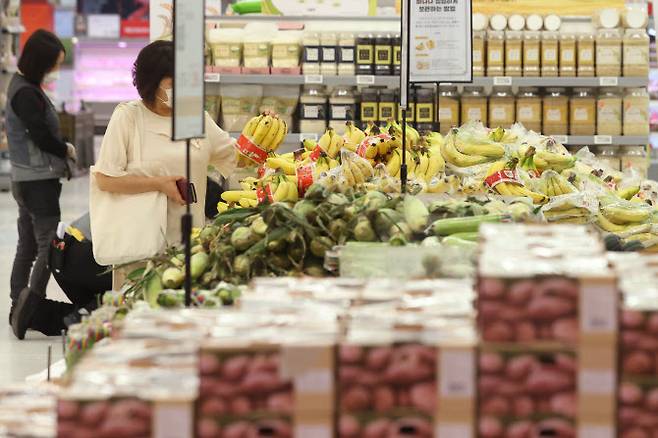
[{"x1": 11, "y1": 288, "x2": 40, "y2": 340}]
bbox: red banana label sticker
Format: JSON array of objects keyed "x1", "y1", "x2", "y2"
[
  {"x1": 357, "y1": 134, "x2": 392, "y2": 158},
  {"x1": 296, "y1": 165, "x2": 314, "y2": 195},
  {"x1": 485, "y1": 169, "x2": 522, "y2": 189},
  {"x1": 309, "y1": 145, "x2": 324, "y2": 162},
  {"x1": 256, "y1": 184, "x2": 274, "y2": 204},
  {"x1": 236, "y1": 135, "x2": 268, "y2": 164}
]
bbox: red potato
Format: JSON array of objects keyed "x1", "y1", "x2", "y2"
[
  {"x1": 527, "y1": 296, "x2": 575, "y2": 320},
  {"x1": 516, "y1": 321, "x2": 538, "y2": 342},
  {"x1": 339, "y1": 415, "x2": 361, "y2": 437},
  {"x1": 57, "y1": 400, "x2": 79, "y2": 420},
  {"x1": 358, "y1": 370, "x2": 380, "y2": 386},
  {"x1": 507, "y1": 280, "x2": 536, "y2": 305},
  {"x1": 479, "y1": 416, "x2": 503, "y2": 438},
  {"x1": 498, "y1": 382, "x2": 523, "y2": 397},
  {"x1": 645, "y1": 388, "x2": 658, "y2": 411},
  {"x1": 388, "y1": 417, "x2": 432, "y2": 438},
  {"x1": 622, "y1": 331, "x2": 643, "y2": 349},
  {"x1": 478, "y1": 376, "x2": 502, "y2": 397},
  {"x1": 384, "y1": 350, "x2": 433, "y2": 384},
  {"x1": 637, "y1": 412, "x2": 658, "y2": 429},
  {"x1": 223, "y1": 355, "x2": 250, "y2": 380},
  {"x1": 623, "y1": 351, "x2": 654, "y2": 375},
  {"x1": 240, "y1": 371, "x2": 286, "y2": 394},
  {"x1": 97, "y1": 417, "x2": 149, "y2": 438},
  {"x1": 506, "y1": 421, "x2": 533, "y2": 438},
  {"x1": 249, "y1": 354, "x2": 277, "y2": 373},
  {"x1": 363, "y1": 418, "x2": 391, "y2": 438},
  {"x1": 619, "y1": 382, "x2": 644, "y2": 406},
  {"x1": 479, "y1": 300, "x2": 505, "y2": 320},
  {"x1": 340, "y1": 345, "x2": 364, "y2": 365},
  {"x1": 266, "y1": 354, "x2": 280, "y2": 371},
  {"x1": 373, "y1": 385, "x2": 396, "y2": 412},
  {"x1": 534, "y1": 418, "x2": 575, "y2": 438},
  {"x1": 500, "y1": 305, "x2": 527, "y2": 322},
  {"x1": 199, "y1": 377, "x2": 217, "y2": 397},
  {"x1": 341, "y1": 386, "x2": 371, "y2": 412},
  {"x1": 200, "y1": 353, "x2": 222, "y2": 376},
  {"x1": 480, "y1": 396, "x2": 511, "y2": 416},
  {"x1": 223, "y1": 421, "x2": 253, "y2": 438},
  {"x1": 213, "y1": 381, "x2": 240, "y2": 398},
  {"x1": 267, "y1": 392, "x2": 293, "y2": 414},
  {"x1": 398, "y1": 388, "x2": 412, "y2": 407},
  {"x1": 537, "y1": 277, "x2": 579, "y2": 298},
  {"x1": 551, "y1": 318, "x2": 579, "y2": 344},
  {"x1": 482, "y1": 321, "x2": 514, "y2": 342},
  {"x1": 550, "y1": 392, "x2": 576, "y2": 418},
  {"x1": 506, "y1": 355, "x2": 538, "y2": 380},
  {"x1": 479, "y1": 278, "x2": 506, "y2": 299},
  {"x1": 201, "y1": 397, "x2": 228, "y2": 416},
  {"x1": 56, "y1": 422, "x2": 76, "y2": 438},
  {"x1": 410, "y1": 381, "x2": 437, "y2": 414},
  {"x1": 619, "y1": 407, "x2": 643, "y2": 427},
  {"x1": 339, "y1": 366, "x2": 361, "y2": 385},
  {"x1": 554, "y1": 353, "x2": 577, "y2": 374},
  {"x1": 230, "y1": 396, "x2": 253, "y2": 415},
  {"x1": 415, "y1": 345, "x2": 438, "y2": 367},
  {"x1": 539, "y1": 324, "x2": 553, "y2": 340},
  {"x1": 513, "y1": 396, "x2": 535, "y2": 417},
  {"x1": 197, "y1": 418, "x2": 222, "y2": 438},
  {"x1": 80, "y1": 401, "x2": 109, "y2": 426},
  {"x1": 637, "y1": 334, "x2": 658, "y2": 351},
  {"x1": 526, "y1": 367, "x2": 574, "y2": 394},
  {"x1": 647, "y1": 313, "x2": 658, "y2": 335},
  {"x1": 479, "y1": 352, "x2": 505, "y2": 374},
  {"x1": 536, "y1": 399, "x2": 552, "y2": 413},
  {"x1": 366, "y1": 347, "x2": 392, "y2": 371},
  {"x1": 622, "y1": 310, "x2": 646, "y2": 330},
  {"x1": 622, "y1": 428, "x2": 650, "y2": 438}
]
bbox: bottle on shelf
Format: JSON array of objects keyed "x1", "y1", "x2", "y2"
[
  {"x1": 597, "y1": 88, "x2": 622, "y2": 136},
  {"x1": 360, "y1": 87, "x2": 379, "y2": 129},
  {"x1": 378, "y1": 88, "x2": 398, "y2": 124},
  {"x1": 542, "y1": 87, "x2": 569, "y2": 135},
  {"x1": 392, "y1": 33, "x2": 402, "y2": 76},
  {"x1": 541, "y1": 31, "x2": 559, "y2": 77},
  {"x1": 577, "y1": 32, "x2": 595, "y2": 77},
  {"x1": 487, "y1": 30, "x2": 505, "y2": 77},
  {"x1": 596, "y1": 28, "x2": 622, "y2": 77},
  {"x1": 438, "y1": 85, "x2": 460, "y2": 135},
  {"x1": 302, "y1": 31, "x2": 321, "y2": 75},
  {"x1": 516, "y1": 87, "x2": 542, "y2": 132},
  {"x1": 375, "y1": 33, "x2": 393, "y2": 76},
  {"x1": 299, "y1": 85, "x2": 328, "y2": 134},
  {"x1": 461, "y1": 86, "x2": 488, "y2": 124},
  {"x1": 356, "y1": 33, "x2": 375, "y2": 76},
  {"x1": 505, "y1": 31, "x2": 523, "y2": 77},
  {"x1": 523, "y1": 31, "x2": 541, "y2": 77},
  {"x1": 559, "y1": 33, "x2": 576, "y2": 77},
  {"x1": 489, "y1": 86, "x2": 516, "y2": 129},
  {"x1": 623, "y1": 28, "x2": 649, "y2": 77},
  {"x1": 623, "y1": 87, "x2": 650, "y2": 136},
  {"x1": 320, "y1": 32, "x2": 338, "y2": 76},
  {"x1": 271, "y1": 32, "x2": 301, "y2": 70},
  {"x1": 329, "y1": 87, "x2": 357, "y2": 135},
  {"x1": 338, "y1": 32, "x2": 356, "y2": 76},
  {"x1": 473, "y1": 31, "x2": 486, "y2": 77},
  {"x1": 415, "y1": 88, "x2": 435, "y2": 132},
  {"x1": 569, "y1": 88, "x2": 596, "y2": 135}
]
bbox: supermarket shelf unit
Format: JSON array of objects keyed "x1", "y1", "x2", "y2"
[{"x1": 0, "y1": 1, "x2": 21, "y2": 192}]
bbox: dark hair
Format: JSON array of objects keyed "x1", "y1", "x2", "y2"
[
  {"x1": 132, "y1": 40, "x2": 173, "y2": 104},
  {"x1": 18, "y1": 29, "x2": 65, "y2": 85}
]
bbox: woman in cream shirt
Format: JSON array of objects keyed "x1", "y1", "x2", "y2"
[{"x1": 92, "y1": 40, "x2": 236, "y2": 286}]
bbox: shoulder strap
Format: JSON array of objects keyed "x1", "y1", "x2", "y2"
[{"x1": 125, "y1": 101, "x2": 145, "y2": 164}]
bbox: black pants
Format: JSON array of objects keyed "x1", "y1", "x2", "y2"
[{"x1": 10, "y1": 179, "x2": 74, "y2": 335}]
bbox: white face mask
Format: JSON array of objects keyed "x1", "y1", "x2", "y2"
[
  {"x1": 159, "y1": 87, "x2": 173, "y2": 108},
  {"x1": 43, "y1": 70, "x2": 60, "y2": 84}
]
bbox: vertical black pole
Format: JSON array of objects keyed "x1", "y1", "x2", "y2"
[
  {"x1": 401, "y1": 112, "x2": 407, "y2": 193},
  {"x1": 183, "y1": 138, "x2": 192, "y2": 307}
]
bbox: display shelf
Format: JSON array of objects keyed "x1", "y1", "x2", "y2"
[
  {"x1": 206, "y1": 14, "x2": 401, "y2": 22},
  {"x1": 206, "y1": 74, "x2": 648, "y2": 88}
]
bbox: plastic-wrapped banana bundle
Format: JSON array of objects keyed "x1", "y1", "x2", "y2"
[{"x1": 235, "y1": 113, "x2": 288, "y2": 166}]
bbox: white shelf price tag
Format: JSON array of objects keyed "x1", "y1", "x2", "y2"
[
  {"x1": 493, "y1": 76, "x2": 512, "y2": 86},
  {"x1": 304, "y1": 74, "x2": 324, "y2": 84},
  {"x1": 552, "y1": 135, "x2": 568, "y2": 144},
  {"x1": 356, "y1": 75, "x2": 376, "y2": 85},
  {"x1": 204, "y1": 72, "x2": 220, "y2": 82},
  {"x1": 594, "y1": 135, "x2": 613, "y2": 144},
  {"x1": 599, "y1": 77, "x2": 618, "y2": 86},
  {"x1": 299, "y1": 133, "x2": 318, "y2": 142}
]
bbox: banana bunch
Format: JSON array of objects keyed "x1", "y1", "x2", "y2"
[
  {"x1": 407, "y1": 148, "x2": 444, "y2": 183},
  {"x1": 317, "y1": 128, "x2": 345, "y2": 159},
  {"x1": 486, "y1": 158, "x2": 548, "y2": 204},
  {"x1": 339, "y1": 152, "x2": 375, "y2": 188},
  {"x1": 427, "y1": 174, "x2": 460, "y2": 194},
  {"x1": 538, "y1": 170, "x2": 576, "y2": 197},
  {"x1": 597, "y1": 200, "x2": 652, "y2": 232},
  {"x1": 453, "y1": 134, "x2": 505, "y2": 159},
  {"x1": 440, "y1": 130, "x2": 492, "y2": 168},
  {"x1": 220, "y1": 190, "x2": 259, "y2": 208},
  {"x1": 242, "y1": 113, "x2": 288, "y2": 151},
  {"x1": 385, "y1": 149, "x2": 402, "y2": 177},
  {"x1": 313, "y1": 155, "x2": 340, "y2": 177},
  {"x1": 268, "y1": 176, "x2": 300, "y2": 202},
  {"x1": 532, "y1": 149, "x2": 576, "y2": 172},
  {"x1": 542, "y1": 202, "x2": 593, "y2": 224},
  {"x1": 343, "y1": 122, "x2": 366, "y2": 153},
  {"x1": 387, "y1": 120, "x2": 421, "y2": 150}
]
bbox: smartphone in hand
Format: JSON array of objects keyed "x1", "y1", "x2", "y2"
[{"x1": 176, "y1": 178, "x2": 197, "y2": 204}]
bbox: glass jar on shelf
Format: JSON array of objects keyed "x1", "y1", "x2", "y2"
[
  {"x1": 487, "y1": 31, "x2": 505, "y2": 77},
  {"x1": 597, "y1": 88, "x2": 622, "y2": 136},
  {"x1": 523, "y1": 31, "x2": 541, "y2": 77},
  {"x1": 299, "y1": 85, "x2": 328, "y2": 134},
  {"x1": 461, "y1": 86, "x2": 488, "y2": 124},
  {"x1": 541, "y1": 31, "x2": 559, "y2": 77},
  {"x1": 489, "y1": 86, "x2": 515, "y2": 128},
  {"x1": 415, "y1": 88, "x2": 435, "y2": 132},
  {"x1": 338, "y1": 32, "x2": 356, "y2": 76},
  {"x1": 505, "y1": 31, "x2": 523, "y2": 77},
  {"x1": 543, "y1": 87, "x2": 569, "y2": 135},
  {"x1": 623, "y1": 29, "x2": 649, "y2": 77},
  {"x1": 473, "y1": 31, "x2": 486, "y2": 77},
  {"x1": 559, "y1": 33, "x2": 576, "y2": 77},
  {"x1": 328, "y1": 87, "x2": 357, "y2": 135},
  {"x1": 623, "y1": 87, "x2": 650, "y2": 136},
  {"x1": 438, "y1": 85, "x2": 460, "y2": 134},
  {"x1": 596, "y1": 28, "x2": 622, "y2": 77},
  {"x1": 569, "y1": 88, "x2": 596, "y2": 135},
  {"x1": 577, "y1": 32, "x2": 595, "y2": 77},
  {"x1": 516, "y1": 87, "x2": 542, "y2": 132}
]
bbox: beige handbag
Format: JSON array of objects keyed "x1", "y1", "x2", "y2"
[{"x1": 90, "y1": 102, "x2": 168, "y2": 266}]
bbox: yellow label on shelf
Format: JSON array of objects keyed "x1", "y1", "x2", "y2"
[{"x1": 473, "y1": 0, "x2": 623, "y2": 15}]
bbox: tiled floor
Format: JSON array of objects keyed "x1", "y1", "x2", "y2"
[{"x1": 0, "y1": 175, "x2": 89, "y2": 385}]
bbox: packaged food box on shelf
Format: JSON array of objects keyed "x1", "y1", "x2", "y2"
[
  {"x1": 57, "y1": 338, "x2": 199, "y2": 438},
  {"x1": 476, "y1": 223, "x2": 619, "y2": 437},
  {"x1": 338, "y1": 318, "x2": 477, "y2": 438}
]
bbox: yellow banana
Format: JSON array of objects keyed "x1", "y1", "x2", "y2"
[
  {"x1": 342, "y1": 163, "x2": 356, "y2": 186},
  {"x1": 355, "y1": 159, "x2": 374, "y2": 179},
  {"x1": 285, "y1": 180, "x2": 299, "y2": 202},
  {"x1": 260, "y1": 117, "x2": 280, "y2": 150},
  {"x1": 508, "y1": 185, "x2": 549, "y2": 204},
  {"x1": 217, "y1": 201, "x2": 230, "y2": 213},
  {"x1": 494, "y1": 182, "x2": 514, "y2": 197},
  {"x1": 252, "y1": 115, "x2": 273, "y2": 145},
  {"x1": 272, "y1": 180, "x2": 289, "y2": 202},
  {"x1": 266, "y1": 157, "x2": 296, "y2": 175},
  {"x1": 454, "y1": 140, "x2": 505, "y2": 158},
  {"x1": 417, "y1": 152, "x2": 430, "y2": 178},
  {"x1": 242, "y1": 115, "x2": 262, "y2": 137},
  {"x1": 269, "y1": 118, "x2": 287, "y2": 151},
  {"x1": 602, "y1": 206, "x2": 651, "y2": 224},
  {"x1": 597, "y1": 212, "x2": 631, "y2": 232},
  {"x1": 222, "y1": 190, "x2": 257, "y2": 203},
  {"x1": 318, "y1": 129, "x2": 332, "y2": 152},
  {"x1": 441, "y1": 133, "x2": 490, "y2": 167},
  {"x1": 386, "y1": 150, "x2": 401, "y2": 176},
  {"x1": 425, "y1": 152, "x2": 444, "y2": 181},
  {"x1": 328, "y1": 132, "x2": 343, "y2": 158},
  {"x1": 350, "y1": 161, "x2": 366, "y2": 185}
]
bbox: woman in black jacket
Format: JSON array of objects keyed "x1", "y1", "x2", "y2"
[{"x1": 8, "y1": 30, "x2": 77, "y2": 340}]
